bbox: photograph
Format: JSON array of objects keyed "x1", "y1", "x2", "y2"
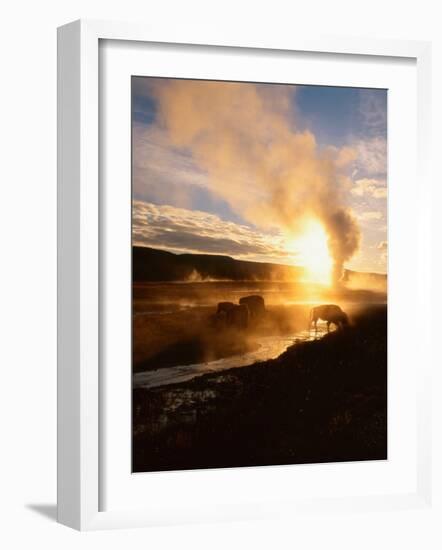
[{"x1": 131, "y1": 76, "x2": 388, "y2": 473}]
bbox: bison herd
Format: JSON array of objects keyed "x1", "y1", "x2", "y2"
[
  {"x1": 212, "y1": 295, "x2": 265, "y2": 330},
  {"x1": 211, "y1": 296, "x2": 349, "y2": 334}
]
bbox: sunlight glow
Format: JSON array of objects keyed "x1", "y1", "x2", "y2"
[{"x1": 287, "y1": 219, "x2": 333, "y2": 285}]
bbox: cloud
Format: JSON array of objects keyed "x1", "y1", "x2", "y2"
[
  {"x1": 132, "y1": 125, "x2": 209, "y2": 205},
  {"x1": 353, "y1": 136, "x2": 387, "y2": 178},
  {"x1": 351, "y1": 178, "x2": 387, "y2": 199},
  {"x1": 377, "y1": 240, "x2": 388, "y2": 265},
  {"x1": 358, "y1": 89, "x2": 387, "y2": 138},
  {"x1": 372, "y1": 188, "x2": 387, "y2": 199},
  {"x1": 325, "y1": 145, "x2": 358, "y2": 168},
  {"x1": 132, "y1": 200, "x2": 292, "y2": 262},
  {"x1": 358, "y1": 211, "x2": 383, "y2": 221}
]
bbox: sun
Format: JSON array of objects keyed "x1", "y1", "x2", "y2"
[{"x1": 286, "y1": 219, "x2": 333, "y2": 285}]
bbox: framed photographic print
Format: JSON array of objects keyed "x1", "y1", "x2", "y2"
[{"x1": 57, "y1": 20, "x2": 432, "y2": 530}]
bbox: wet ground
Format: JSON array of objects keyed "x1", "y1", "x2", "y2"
[{"x1": 133, "y1": 305, "x2": 388, "y2": 473}]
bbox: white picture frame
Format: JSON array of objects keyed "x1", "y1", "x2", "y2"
[{"x1": 57, "y1": 19, "x2": 432, "y2": 531}]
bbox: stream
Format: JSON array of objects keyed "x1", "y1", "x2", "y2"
[{"x1": 133, "y1": 325, "x2": 328, "y2": 389}]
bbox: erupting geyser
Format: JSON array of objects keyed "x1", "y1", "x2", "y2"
[{"x1": 150, "y1": 80, "x2": 361, "y2": 283}]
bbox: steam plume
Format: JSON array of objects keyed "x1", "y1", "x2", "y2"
[{"x1": 150, "y1": 80, "x2": 360, "y2": 283}]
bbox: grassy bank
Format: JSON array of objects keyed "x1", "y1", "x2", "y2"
[{"x1": 133, "y1": 305, "x2": 387, "y2": 472}]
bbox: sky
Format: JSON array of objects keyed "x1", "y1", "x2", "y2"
[{"x1": 132, "y1": 77, "x2": 387, "y2": 275}]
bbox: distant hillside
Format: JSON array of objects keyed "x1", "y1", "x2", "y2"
[
  {"x1": 133, "y1": 246, "x2": 305, "y2": 282},
  {"x1": 342, "y1": 269, "x2": 387, "y2": 291},
  {"x1": 133, "y1": 246, "x2": 388, "y2": 286}
]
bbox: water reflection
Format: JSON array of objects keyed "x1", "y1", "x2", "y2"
[{"x1": 133, "y1": 324, "x2": 328, "y2": 389}]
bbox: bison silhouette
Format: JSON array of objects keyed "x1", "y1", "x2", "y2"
[
  {"x1": 239, "y1": 295, "x2": 265, "y2": 318},
  {"x1": 226, "y1": 304, "x2": 249, "y2": 329},
  {"x1": 310, "y1": 304, "x2": 349, "y2": 334},
  {"x1": 216, "y1": 301, "x2": 236, "y2": 315}
]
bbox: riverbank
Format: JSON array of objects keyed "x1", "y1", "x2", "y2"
[
  {"x1": 132, "y1": 281, "x2": 386, "y2": 373},
  {"x1": 133, "y1": 305, "x2": 387, "y2": 472}
]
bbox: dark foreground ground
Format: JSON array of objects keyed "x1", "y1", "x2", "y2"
[{"x1": 133, "y1": 305, "x2": 387, "y2": 472}]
